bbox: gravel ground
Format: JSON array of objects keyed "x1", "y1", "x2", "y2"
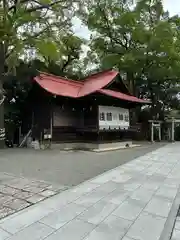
[{"x1": 0, "y1": 142, "x2": 167, "y2": 187}]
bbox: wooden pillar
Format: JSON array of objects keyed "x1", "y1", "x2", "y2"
[
  {"x1": 97, "y1": 104, "x2": 99, "y2": 143},
  {"x1": 0, "y1": 100, "x2": 5, "y2": 148},
  {"x1": 168, "y1": 127, "x2": 171, "y2": 141},
  {"x1": 158, "y1": 125, "x2": 161, "y2": 141},
  {"x1": 50, "y1": 110, "x2": 53, "y2": 143},
  {"x1": 151, "y1": 123, "x2": 154, "y2": 142},
  {"x1": 172, "y1": 120, "x2": 175, "y2": 142}
]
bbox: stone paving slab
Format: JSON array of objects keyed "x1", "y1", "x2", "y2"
[
  {"x1": 126, "y1": 212, "x2": 166, "y2": 240},
  {"x1": 84, "y1": 215, "x2": 132, "y2": 240},
  {"x1": 0, "y1": 173, "x2": 68, "y2": 221},
  {"x1": 44, "y1": 219, "x2": 96, "y2": 240},
  {"x1": 170, "y1": 206, "x2": 180, "y2": 239},
  {"x1": 40, "y1": 203, "x2": 86, "y2": 229},
  {"x1": 0, "y1": 143, "x2": 180, "y2": 240}
]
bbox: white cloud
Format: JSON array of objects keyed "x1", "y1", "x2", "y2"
[{"x1": 163, "y1": 0, "x2": 180, "y2": 16}]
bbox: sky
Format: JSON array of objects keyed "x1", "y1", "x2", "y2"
[
  {"x1": 163, "y1": 0, "x2": 180, "y2": 16},
  {"x1": 73, "y1": 0, "x2": 180, "y2": 40}
]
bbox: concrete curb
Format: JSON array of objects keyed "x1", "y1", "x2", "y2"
[
  {"x1": 159, "y1": 185, "x2": 180, "y2": 240},
  {"x1": 92, "y1": 144, "x2": 141, "y2": 152},
  {"x1": 57, "y1": 144, "x2": 141, "y2": 153}
]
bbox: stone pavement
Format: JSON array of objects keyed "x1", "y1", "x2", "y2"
[
  {"x1": 171, "y1": 218, "x2": 180, "y2": 239},
  {"x1": 170, "y1": 206, "x2": 180, "y2": 240},
  {"x1": 0, "y1": 143, "x2": 180, "y2": 240},
  {"x1": 0, "y1": 173, "x2": 68, "y2": 220}
]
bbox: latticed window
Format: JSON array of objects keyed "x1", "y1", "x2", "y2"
[
  {"x1": 125, "y1": 115, "x2": 129, "y2": 122},
  {"x1": 119, "y1": 114, "x2": 123, "y2": 121},
  {"x1": 107, "y1": 112, "x2": 112, "y2": 121},
  {"x1": 99, "y1": 112, "x2": 105, "y2": 121}
]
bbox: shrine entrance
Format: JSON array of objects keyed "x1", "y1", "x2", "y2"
[
  {"x1": 164, "y1": 118, "x2": 180, "y2": 142},
  {"x1": 148, "y1": 120, "x2": 162, "y2": 142},
  {"x1": 149, "y1": 118, "x2": 180, "y2": 142}
]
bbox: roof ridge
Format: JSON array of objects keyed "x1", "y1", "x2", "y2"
[
  {"x1": 99, "y1": 89, "x2": 150, "y2": 103},
  {"x1": 39, "y1": 71, "x2": 83, "y2": 86},
  {"x1": 82, "y1": 69, "x2": 118, "y2": 82},
  {"x1": 76, "y1": 70, "x2": 119, "y2": 97},
  {"x1": 34, "y1": 70, "x2": 149, "y2": 104}
]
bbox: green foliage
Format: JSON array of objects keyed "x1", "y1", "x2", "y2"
[
  {"x1": 81, "y1": 0, "x2": 180, "y2": 119},
  {"x1": 0, "y1": 0, "x2": 86, "y2": 135},
  {"x1": 3, "y1": 57, "x2": 85, "y2": 130},
  {"x1": 35, "y1": 40, "x2": 59, "y2": 61},
  {"x1": 0, "y1": 0, "x2": 81, "y2": 74},
  {"x1": 3, "y1": 61, "x2": 34, "y2": 129}
]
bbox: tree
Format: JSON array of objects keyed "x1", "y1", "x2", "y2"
[
  {"x1": 3, "y1": 28, "x2": 86, "y2": 140},
  {"x1": 81, "y1": 0, "x2": 180, "y2": 119},
  {"x1": 3, "y1": 61, "x2": 33, "y2": 141},
  {"x1": 45, "y1": 34, "x2": 86, "y2": 79},
  {"x1": 3, "y1": 53, "x2": 87, "y2": 143},
  {"x1": 0, "y1": 0, "x2": 82, "y2": 146}
]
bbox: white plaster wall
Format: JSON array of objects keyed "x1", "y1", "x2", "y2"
[{"x1": 99, "y1": 105, "x2": 129, "y2": 130}]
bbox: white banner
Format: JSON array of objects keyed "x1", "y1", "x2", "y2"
[{"x1": 98, "y1": 105, "x2": 129, "y2": 130}]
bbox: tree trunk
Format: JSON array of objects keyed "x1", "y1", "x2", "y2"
[
  {"x1": 0, "y1": 43, "x2": 5, "y2": 148},
  {"x1": 127, "y1": 72, "x2": 137, "y2": 126},
  {"x1": 0, "y1": 101, "x2": 5, "y2": 148},
  {"x1": 147, "y1": 77, "x2": 156, "y2": 119}
]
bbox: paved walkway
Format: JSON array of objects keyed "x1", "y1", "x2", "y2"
[
  {"x1": 0, "y1": 143, "x2": 180, "y2": 240},
  {"x1": 0, "y1": 173, "x2": 68, "y2": 220},
  {"x1": 171, "y1": 211, "x2": 180, "y2": 240}
]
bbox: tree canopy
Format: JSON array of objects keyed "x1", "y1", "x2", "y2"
[
  {"x1": 0, "y1": 0, "x2": 85, "y2": 89},
  {"x1": 2, "y1": 0, "x2": 180, "y2": 142},
  {"x1": 0, "y1": 0, "x2": 85, "y2": 143},
  {"x1": 81, "y1": 0, "x2": 180, "y2": 118}
]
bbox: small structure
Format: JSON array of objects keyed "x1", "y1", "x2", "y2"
[
  {"x1": 148, "y1": 120, "x2": 163, "y2": 142},
  {"x1": 149, "y1": 117, "x2": 180, "y2": 142},
  {"x1": 21, "y1": 70, "x2": 149, "y2": 150},
  {"x1": 165, "y1": 117, "x2": 180, "y2": 142}
]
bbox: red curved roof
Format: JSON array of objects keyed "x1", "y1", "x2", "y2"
[
  {"x1": 99, "y1": 89, "x2": 149, "y2": 103},
  {"x1": 34, "y1": 72, "x2": 82, "y2": 98},
  {"x1": 77, "y1": 70, "x2": 118, "y2": 97},
  {"x1": 34, "y1": 71, "x2": 149, "y2": 103},
  {"x1": 34, "y1": 70, "x2": 118, "y2": 98}
]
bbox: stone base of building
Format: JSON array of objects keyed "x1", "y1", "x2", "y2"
[{"x1": 49, "y1": 141, "x2": 140, "y2": 151}]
